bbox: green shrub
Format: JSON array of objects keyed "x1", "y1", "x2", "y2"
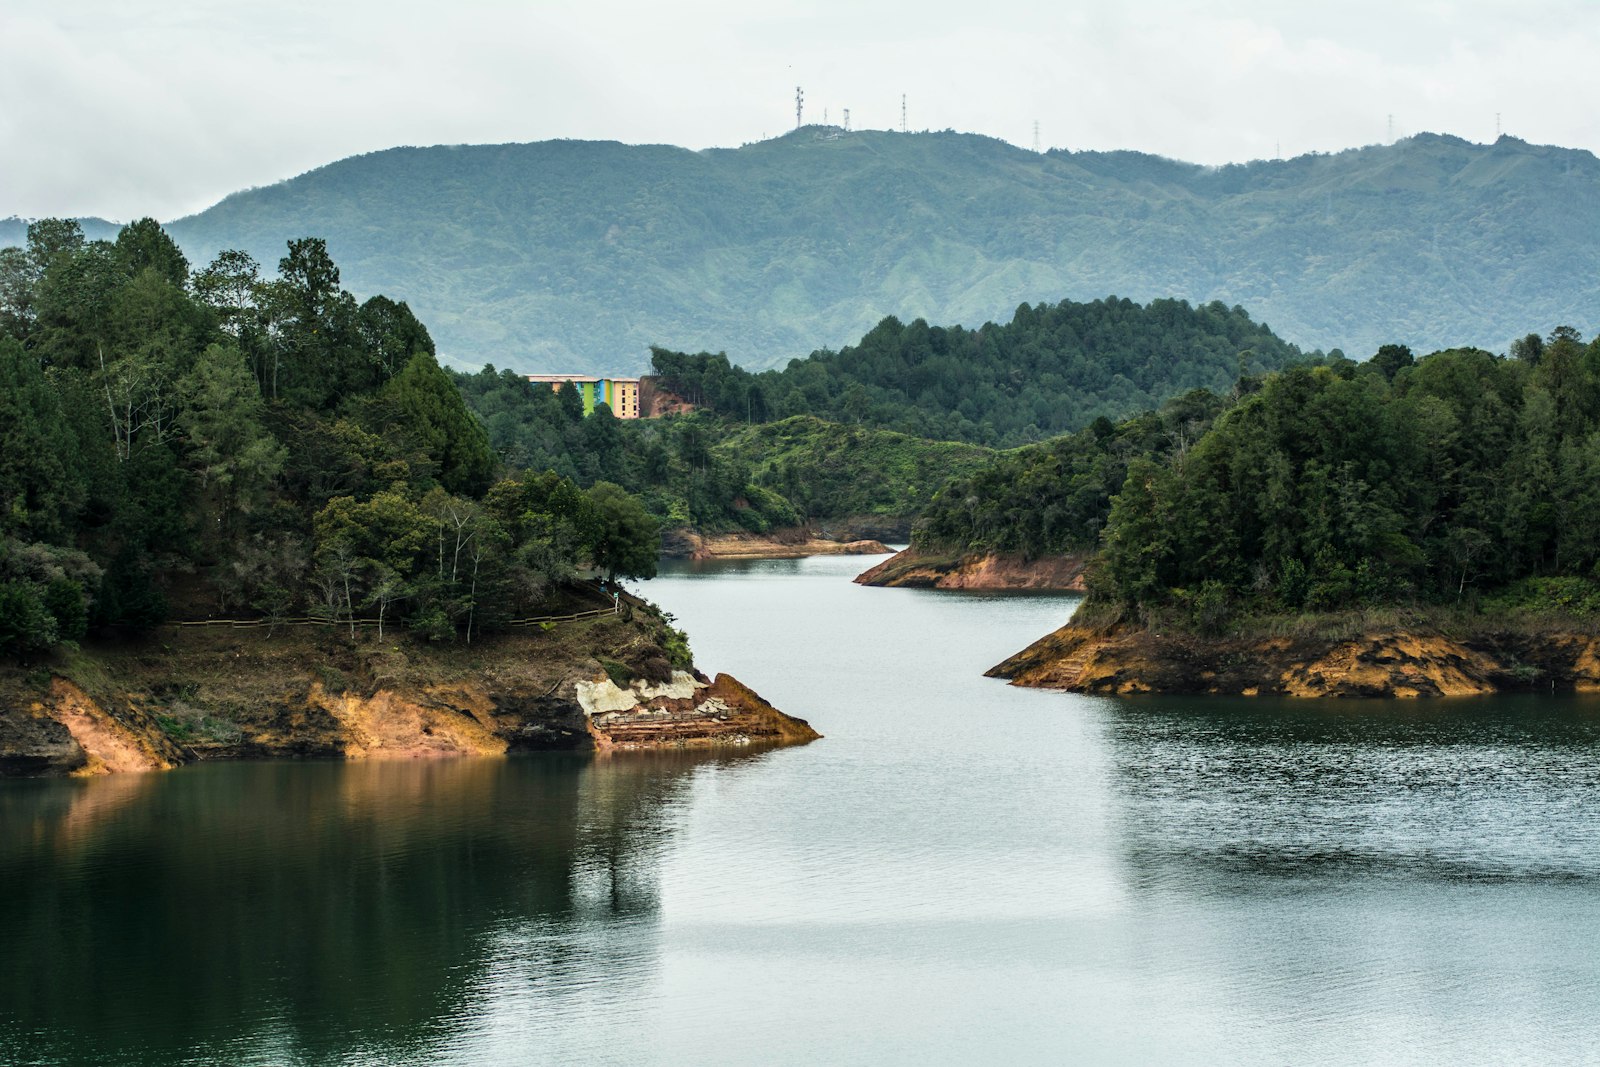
[
  {"x1": 0, "y1": 581, "x2": 57, "y2": 657},
  {"x1": 409, "y1": 606, "x2": 454, "y2": 642},
  {"x1": 659, "y1": 622, "x2": 693, "y2": 670}
]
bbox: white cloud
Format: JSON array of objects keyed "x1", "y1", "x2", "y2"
[{"x1": 4, "y1": 0, "x2": 1599, "y2": 220}]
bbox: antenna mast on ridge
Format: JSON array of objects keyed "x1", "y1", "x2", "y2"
[
  {"x1": 901, "y1": 94, "x2": 907, "y2": 133},
  {"x1": 843, "y1": 108, "x2": 851, "y2": 131},
  {"x1": 1033, "y1": 120, "x2": 1041, "y2": 153},
  {"x1": 796, "y1": 86, "x2": 804, "y2": 128}
]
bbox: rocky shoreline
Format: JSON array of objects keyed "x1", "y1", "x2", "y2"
[
  {"x1": 0, "y1": 617, "x2": 818, "y2": 777},
  {"x1": 989, "y1": 618, "x2": 1600, "y2": 698},
  {"x1": 855, "y1": 548, "x2": 1088, "y2": 591}
]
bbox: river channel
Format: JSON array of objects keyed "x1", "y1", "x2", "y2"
[{"x1": 3, "y1": 554, "x2": 1599, "y2": 1064}]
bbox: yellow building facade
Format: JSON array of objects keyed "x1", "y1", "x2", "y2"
[{"x1": 526, "y1": 375, "x2": 642, "y2": 419}]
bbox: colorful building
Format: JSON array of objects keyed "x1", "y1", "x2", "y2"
[{"x1": 526, "y1": 375, "x2": 642, "y2": 418}]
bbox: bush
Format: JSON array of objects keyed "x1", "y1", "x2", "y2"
[
  {"x1": 733, "y1": 504, "x2": 770, "y2": 534},
  {"x1": 658, "y1": 621, "x2": 692, "y2": 669},
  {"x1": 1188, "y1": 579, "x2": 1232, "y2": 635},
  {"x1": 1276, "y1": 558, "x2": 1309, "y2": 609},
  {"x1": 0, "y1": 581, "x2": 58, "y2": 657},
  {"x1": 1483, "y1": 576, "x2": 1600, "y2": 617},
  {"x1": 409, "y1": 606, "x2": 454, "y2": 642},
  {"x1": 43, "y1": 578, "x2": 87, "y2": 642}
]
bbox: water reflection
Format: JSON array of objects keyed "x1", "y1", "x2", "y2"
[
  {"x1": 1082, "y1": 696, "x2": 1600, "y2": 1064},
  {"x1": 0, "y1": 749, "x2": 777, "y2": 1066},
  {"x1": 1100, "y1": 695, "x2": 1600, "y2": 891}
]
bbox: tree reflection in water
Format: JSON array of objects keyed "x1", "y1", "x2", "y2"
[{"x1": 0, "y1": 747, "x2": 778, "y2": 1066}]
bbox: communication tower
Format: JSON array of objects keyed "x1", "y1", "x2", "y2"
[
  {"x1": 796, "y1": 86, "x2": 804, "y2": 128},
  {"x1": 844, "y1": 108, "x2": 851, "y2": 131},
  {"x1": 901, "y1": 94, "x2": 907, "y2": 133},
  {"x1": 1033, "y1": 120, "x2": 1040, "y2": 153}
]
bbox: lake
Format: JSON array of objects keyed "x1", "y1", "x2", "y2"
[{"x1": 3, "y1": 554, "x2": 1600, "y2": 1064}]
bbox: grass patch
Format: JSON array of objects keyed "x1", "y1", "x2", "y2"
[
  {"x1": 598, "y1": 657, "x2": 635, "y2": 687},
  {"x1": 154, "y1": 702, "x2": 244, "y2": 745},
  {"x1": 313, "y1": 664, "x2": 352, "y2": 692},
  {"x1": 155, "y1": 714, "x2": 195, "y2": 742},
  {"x1": 56, "y1": 645, "x2": 114, "y2": 696}
]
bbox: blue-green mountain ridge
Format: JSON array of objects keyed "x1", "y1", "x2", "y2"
[{"x1": 5, "y1": 128, "x2": 1597, "y2": 372}]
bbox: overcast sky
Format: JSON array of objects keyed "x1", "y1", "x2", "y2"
[{"x1": 5, "y1": 0, "x2": 1599, "y2": 222}]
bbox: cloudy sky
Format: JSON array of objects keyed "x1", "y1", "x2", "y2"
[{"x1": 5, "y1": 0, "x2": 1599, "y2": 221}]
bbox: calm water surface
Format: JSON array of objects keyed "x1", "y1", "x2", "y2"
[{"x1": 4, "y1": 554, "x2": 1600, "y2": 1064}]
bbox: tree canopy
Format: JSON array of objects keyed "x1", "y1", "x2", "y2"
[
  {"x1": 648, "y1": 296, "x2": 1303, "y2": 447},
  {"x1": 933, "y1": 329, "x2": 1600, "y2": 629},
  {"x1": 0, "y1": 218, "x2": 661, "y2": 659}
]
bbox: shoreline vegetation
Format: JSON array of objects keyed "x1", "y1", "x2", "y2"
[
  {"x1": 450, "y1": 296, "x2": 1310, "y2": 554},
  {"x1": 972, "y1": 331, "x2": 1600, "y2": 697},
  {"x1": 0, "y1": 218, "x2": 822, "y2": 775}
]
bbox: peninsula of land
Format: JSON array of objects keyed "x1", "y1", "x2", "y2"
[
  {"x1": 989, "y1": 616, "x2": 1600, "y2": 698},
  {"x1": 665, "y1": 527, "x2": 891, "y2": 561},
  {"x1": 855, "y1": 549, "x2": 1087, "y2": 591},
  {"x1": 0, "y1": 605, "x2": 817, "y2": 777}
]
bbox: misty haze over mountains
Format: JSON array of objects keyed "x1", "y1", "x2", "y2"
[{"x1": 6, "y1": 128, "x2": 1597, "y2": 372}]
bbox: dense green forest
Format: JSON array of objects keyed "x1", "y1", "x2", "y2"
[
  {"x1": 452, "y1": 368, "x2": 994, "y2": 532},
  {"x1": 0, "y1": 220, "x2": 661, "y2": 659},
  {"x1": 1090, "y1": 334, "x2": 1600, "y2": 628},
  {"x1": 448, "y1": 294, "x2": 1285, "y2": 534},
  {"x1": 910, "y1": 388, "x2": 1231, "y2": 559},
  {"x1": 649, "y1": 296, "x2": 1297, "y2": 446},
  {"x1": 926, "y1": 328, "x2": 1600, "y2": 631},
  {"x1": 71, "y1": 130, "x2": 1599, "y2": 371}
]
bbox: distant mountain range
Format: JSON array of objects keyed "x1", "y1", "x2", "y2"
[
  {"x1": 0, "y1": 216, "x2": 122, "y2": 246},
  {"x1": 7, "y1": 129, "x2": 1598, "y2": 373}
]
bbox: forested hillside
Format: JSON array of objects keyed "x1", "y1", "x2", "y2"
[
  {"x1": 448, "y1": 294, "x2": 1299, "y2": 536},
  {"x1": 649, "y1": 296, "x2": 1299, "y2": 445},
  {"x1": 27, "y1": 129, "x2": 1589, "y2": 372},
  {"x1": 929, "y1": 327, "x2": 1600, "y2": 631},
  {"x1": 0, "y1": 220, "x2": 662, "y2": 659},
  {"x1": 453, "y1": 368, "x2": 994, "y2": 531},
  {"x1": 1092, "y1": 333, "x2": 1600, "y2": 627},
  {"x1": 910, "y1": 388, "x2": 1230, "y2": 559}
]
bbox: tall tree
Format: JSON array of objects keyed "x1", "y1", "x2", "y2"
[
  {"x1": 357, "y1": 295, "x2": 435, "y2": 380},
  {"x1": 114, "y1": 218, "x2": 189, "y2": 287},
  {"x1": 384, "y1": 353, "x2": 494, "y2": 496},
  {"x1": 259, "y1": 237, "x2": 360, "y2": 405},
  {"x1": 0, "y1": 338, "x2": 86, "y2": 541},
  {"x1": 178, "y1": 344, "x2": 286, "y2": 541},
  {"x1": 583, "y1": 482, "x2": 659, "y2": 582}
]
